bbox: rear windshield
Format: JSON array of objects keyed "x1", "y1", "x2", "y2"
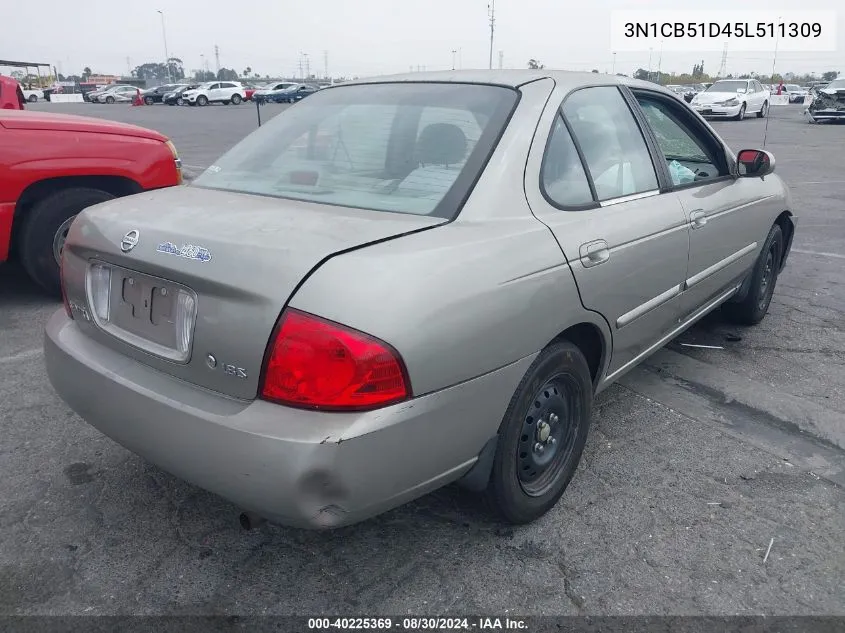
[{"x1": 192, "y1": 82, "x2": 518, "y2": 218}]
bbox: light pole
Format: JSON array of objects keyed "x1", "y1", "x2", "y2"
[
  {"x1": 157, "y1": 10, "x2": 171, "y2": 83},
  {"x1": 612, "y1": 52, "x2": 616, "y2": 75},
  {"x1": 647, "y1": 47, "x2": 653, "y2": 82},
  {"x1": 452, "y1": 49, "x2": 457, "y2": 71}
]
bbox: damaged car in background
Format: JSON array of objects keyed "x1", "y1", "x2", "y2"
[{"x1": 805, "y1": 78, "x2": 845, "y2": 123}]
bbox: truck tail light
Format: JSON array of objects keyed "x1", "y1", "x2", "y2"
[{"x1": 260, "y1": 309, "x2": 410, "y2": 411}]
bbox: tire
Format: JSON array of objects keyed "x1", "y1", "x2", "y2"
[
  {"x1": 19, "y1": 187, "x2": 116, "y2": 295},
  {"x1": 144, "y1": 96, "x2": 155, "y2": 105},
  {"x1": 196, "y1": 95, "x2": 208, "y2": 106},
  {"x1": 177, "y1": 98, "x2": 185, "y2": 106},
  {"x1": 28, "y1": 94, "x2": 38, "y2": 103},
  {"x1": 485, "y1": 341, "x2": 593, "y2": 524},
  {"x1": 231, "y1": 94, "x2": 242, "y2": 105},
  {"x1": 757, "y1": 101, "x2": 769, "y2": 118},
  {"x1": 105, "y1": 96, "x2": 115, "y2": 104},
  {"x1": 734, "y1": 103, "x2": 746, "y2": 120},
  {"x1": 722, "y1": 224, "x2": 784, "y2": 326}
]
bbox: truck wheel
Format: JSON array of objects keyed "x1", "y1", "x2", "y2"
[
  {"x1": 19, "y1": 187, "x2": 115, "y2": 295},
  {"x1": 485, "y1": 341, "x2": 592, "y2": 524}
]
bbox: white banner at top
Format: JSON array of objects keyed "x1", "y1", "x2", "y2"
[{"x1": 610, "y1": 10, "x2": 838, "y2": 52}]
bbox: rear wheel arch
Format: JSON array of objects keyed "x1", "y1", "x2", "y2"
[
  {"x1": 548, "y1": 321, "x2": 609, "y2": 390},
  {"x1": 11, "y1": 175, "x2": 143, "y2": 257}
]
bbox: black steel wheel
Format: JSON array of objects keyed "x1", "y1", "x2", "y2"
[
  {"x1": 722, "y1": 223, "x2": 784, "y2": 325},
  {"x1": 485, "y1": 341, "x2": 592, "y2": 524}
]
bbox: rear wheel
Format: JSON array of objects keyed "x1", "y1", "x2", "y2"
[
  {"x1": 722, "y1": 224, "x2": 784, "y2": 325},
  {"x1": 231, "y1": 94, "x2": 242, "y2": 105},
  {"x1": 734, "y1": 103, "x2": 746, "y2": 120},
  {"x1": 757, "y1": 100, "x2": 769, "y2": 118},
  {"x1": 485, "y1": 341, "x2": 592, "y2": 524},
  {"x1": 28, "y1": 94, "x2": 38, "y2": 103},
  {"x1": 105, "y1": 96, "x2": 115, "y2": 104},
  {"x1": 19, "y1": 187, "x2": 116, "y2": 295},
  {"x1": 196, "y1": 95, "x2": 208, "y2": 106},
  {"x1": 144, "y1": 96, "x2": 155, "y2": 105}
]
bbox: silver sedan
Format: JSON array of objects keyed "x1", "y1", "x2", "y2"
[{"x1": 45, "y1": 71, "x2": 796, "y2": 529}]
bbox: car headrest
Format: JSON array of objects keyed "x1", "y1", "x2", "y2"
[{"x1": 417, "y1": 123, "x2": 468, "y2": 167}]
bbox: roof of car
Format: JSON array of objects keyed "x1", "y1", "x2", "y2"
[{"x1": 341, "y1": 69, "x2": 673, "y2": 93}]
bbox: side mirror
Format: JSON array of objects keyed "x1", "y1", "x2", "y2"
[{"x1": 737, "y1": 149, "x2": 775, "y2": 178}]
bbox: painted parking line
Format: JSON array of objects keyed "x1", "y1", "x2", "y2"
[
  {"x1": 0, "y1": 348, "x2": 43, "y2": 364},
  {"x1": 792, "y1": 249, "x2": 845, "y2": 260}
]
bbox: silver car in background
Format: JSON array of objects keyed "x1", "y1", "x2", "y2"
[
  {"x1": 45, "y1": 71, "x2": 795, "y2": 529},
  {"x1": 93, "y1": 85, "x2": 139, "y2": 104}
]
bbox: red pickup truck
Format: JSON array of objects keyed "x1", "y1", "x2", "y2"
[{"x1": 0, "y1": 109, "x2": 182, "y2": 294}]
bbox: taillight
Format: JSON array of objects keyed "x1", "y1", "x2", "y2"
[{"x1": 260, "y1": 309, "x2": 410, "y2": 411}]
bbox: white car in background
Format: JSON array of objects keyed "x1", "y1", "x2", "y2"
[
  {"x1": 93, "y1": 85, "x2": 139, "y2": 104},
  {"x1": 181, "y1": 81, "x2": 246, "y2": 106},
  {"x1": 20, "y1": 86, "x2": 44, "y2": 102},
  {"x1": 690, "y1": 79, "x2": 770, "y2": 120}
]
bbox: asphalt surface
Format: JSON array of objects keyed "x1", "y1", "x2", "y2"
[{"x1": 1, "y1": 102, "x2": 844, "y2": 616}]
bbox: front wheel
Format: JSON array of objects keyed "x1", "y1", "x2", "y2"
[
  {"x1": 485, "y1": 341, "x2": 592, "y2": 524},
  {"x1": 734, "y1": 103, "x2": 746, "y2": 120},
  {"x1": 757, "y1": 101, "x2": 769, "y2": 118},
  {"x1": 196, "y1": 95, "x2": 208, "y2": 106},
  {"x1": 28, "y1": 94, "x2": 38, "y2": 103},
  {"x1": 105, "y1": 96, "x2": 115, "y2": 104},
  {"x1": 231, "y1": 94, "x2": 242, "y2": 105},
  {"x1": 722, "y1": 224, "x2": 784, "y2": 325},
  {"x1": 19, "y1": 187, "x2": 116, "y2": 295}
]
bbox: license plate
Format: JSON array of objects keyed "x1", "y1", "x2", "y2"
[{"x1": 86, "y1": 262, "x2": 197, "y2": 362}]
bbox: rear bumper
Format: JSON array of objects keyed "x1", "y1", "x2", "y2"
[{"x1": 45, "y1": 311, "x2": 532, "y2": 529}]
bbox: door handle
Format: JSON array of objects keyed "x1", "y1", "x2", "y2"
[
  {"x1": 690, "y1": 210, "x2": 708, "y2": 229},
  {"x1": 579, "y1": 240, "x2": 610, "y2": 268}
]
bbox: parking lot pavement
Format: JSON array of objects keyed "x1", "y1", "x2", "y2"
[{"x1": 2, "y1": 105, "x2": 844, "y2": 615}]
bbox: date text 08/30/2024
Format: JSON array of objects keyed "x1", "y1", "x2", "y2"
[{"x1": 307, "y1": 618, "x2": 528, "y2": 630}]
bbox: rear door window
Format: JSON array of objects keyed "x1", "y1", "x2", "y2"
[{"x1": 562, "y1": 86, "x2": 659, "y2": 201}]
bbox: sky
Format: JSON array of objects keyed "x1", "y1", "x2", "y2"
[{"x1": 4, "y1": 0, "x2": 842, "y2": 80}]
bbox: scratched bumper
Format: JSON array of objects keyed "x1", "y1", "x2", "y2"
[{"x1": 44, "y1": 310, "x2": 531, "y2": 528}]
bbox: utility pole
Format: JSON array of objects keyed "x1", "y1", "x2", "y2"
[
  {"x1": 126, "y1": 57, "x2": 132, "y2": 77},
  {"x1": 718, "y1": 42, "x2": 728, "y2": 78},
  {"x1": 298, "y1": 54, "x2": 304, "y2": 79},
  {"x1": 648, "y1": 47, "x2": 653, "y2": 81},
  {"x1": 488, "y1": 0, "x2": 496, "y2": 70},
  {"x1": 498, "y1": 51, "x2": 504, "y2": 69},
  {"x1": 214, "y1": 44, "x2": 220, "y2": 74},
  {"x1": 612, "y1": 52, "x2": 616, "y2": 74},
  {"x1": 657, "y1": 40, "x2": 663, "y2": 84},
  {"x1": 323, "y1": 50, "x2": 328, "y2": 79},
  {"x1": 157, "y1": 10, "x2": 171, "y2": 82},
  {"x1": 304, "y1": 53, "x2": 310, "y2": 78}
]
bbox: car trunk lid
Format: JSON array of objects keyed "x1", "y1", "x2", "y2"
[{"x1": 61, "y1": 185, "x2": 445, "y2": 400}]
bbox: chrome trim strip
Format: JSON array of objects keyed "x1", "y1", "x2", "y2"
[
  {"x1": 617, "y1": 283, "x2": 683, "y2": 328},
  {"x1": 599, "y1": 189, "x2": 661, "y2": 208},
  {"x1": 685, "y1": 242, "x2": 757, "y2": 289},
  {"x1": 603, "y1": 284, "x2": 740, "y2": 385}
]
